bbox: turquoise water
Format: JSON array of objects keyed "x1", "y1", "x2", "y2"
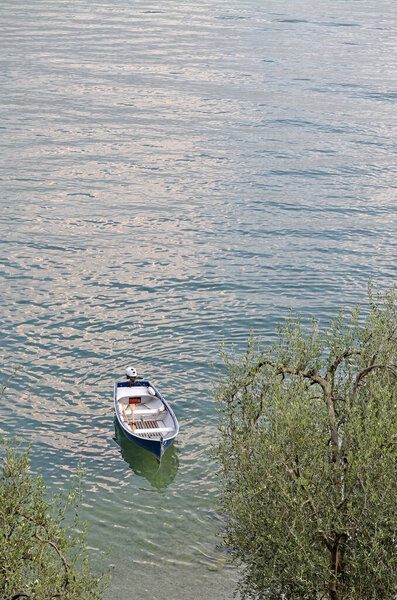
[{"x1": 0, "y1": 1, "x2": 396, "y2": 598}]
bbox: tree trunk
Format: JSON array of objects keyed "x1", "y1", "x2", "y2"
[
  {"x1": 329, "y1": 584, "x2": 342, "y2": 600},
  {"x1": 328, "y1": 539, "x2": 345, "y2": 600}
]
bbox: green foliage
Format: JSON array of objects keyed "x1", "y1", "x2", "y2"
[
  {"x1": 0, "y1": 438, "x2": 109, "y2": 600},
  {"x1": 214, "y1": 287, "x2": 397, "y2": 600}
]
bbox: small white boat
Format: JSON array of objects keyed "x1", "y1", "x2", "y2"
[{"x1": 114, "y1": 367, "x2": 179, "y2": 461}]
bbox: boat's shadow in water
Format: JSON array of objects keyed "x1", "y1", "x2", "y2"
[{"x1": 113, "y1": 418, "x2": 179, "y2": 490}]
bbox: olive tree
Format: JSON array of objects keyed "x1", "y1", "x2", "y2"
[
  {"x1": 214, "y1": 287, "x2": 396, "y2": 600},
  {"x1": 0, "y1": 437, "x2": 108, "y2": 600}
]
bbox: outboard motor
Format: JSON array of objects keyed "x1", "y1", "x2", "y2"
[{"x1": 126, "y1": 366, "x2": 137, "y2": 386}]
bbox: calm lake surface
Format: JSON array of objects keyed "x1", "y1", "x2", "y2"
[{"x1": 0, "y1": 1, "x2": 396, "y2": 598}]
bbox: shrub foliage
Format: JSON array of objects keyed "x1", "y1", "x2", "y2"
[
  {"x1": 214, "y1": 287, "x2": 397, "y2": 600},
  {"x1": 0, "y1": 438, "x2": 108, "y2": 600}
]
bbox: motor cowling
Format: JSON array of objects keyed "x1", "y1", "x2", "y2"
[{"x1": 126, "y1": 366, "x2": 137, "y2": 382}]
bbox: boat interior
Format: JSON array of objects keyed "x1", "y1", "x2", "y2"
[{"x1": 116, "y1": 385, "x2": 176, "y2": 440}]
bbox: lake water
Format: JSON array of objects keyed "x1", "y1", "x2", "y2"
[{"x1": 0, "y1": 1, "x2": 396, "y2": 598}]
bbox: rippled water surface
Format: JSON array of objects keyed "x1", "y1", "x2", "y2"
[{"x1": 1, "y1": 1, "x2": 396, "y2": 598}]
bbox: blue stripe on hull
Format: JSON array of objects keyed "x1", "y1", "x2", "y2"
[{"x1": 121, "y1": 427, "x2": 174, "y2": 461}]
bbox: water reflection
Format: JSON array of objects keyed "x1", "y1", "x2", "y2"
[{"x1": 113, "y1": 417, "x2": 179, "y2": 490}]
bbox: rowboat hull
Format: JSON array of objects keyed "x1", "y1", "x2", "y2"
[
  {"x1": 113, "y1": 417, "x2": 179, "y2": 488},
  {"x1": 114, "y1": 380, "x2": 178, "y2": 462},
  {"x1": 118, "y1": 427, "x2": 174, "y2": 461}
]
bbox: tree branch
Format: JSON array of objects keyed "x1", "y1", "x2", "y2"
[
  {"x1": 253, "y1": 360, "x2": 341, "y2": 462},
  {"x1": 302, "y1": 497, "x2": 333, "y2": 552},
  {"x1": 351, "y1": 364, "x2": 397, "y2": 403},
  {"x1": 16, "y1": 512, "x2": 73, "y2": 581},
  {"x1": 328, "y1": 350, "x2": 361, "y2": 380},
  {"x1": 34, "y1": 527, "x2": 71, "y2": 577},
  {"x1": 253, "y1": 360, "x2": 330, "y2": 396},
  {"x1": 324, "y1": 393, "x2": 340, "y2": 464},
  {"x1": 282, "y1": 459, "x2": 333, "y2": 552},
  {"x1": 369, "y1": 326, "x2": 397, "y2": 368}
]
